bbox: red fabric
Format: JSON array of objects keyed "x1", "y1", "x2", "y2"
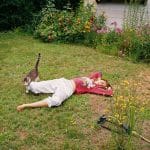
[{"x1": 73, "y1": 72, "x2": 113, "y2": 96}]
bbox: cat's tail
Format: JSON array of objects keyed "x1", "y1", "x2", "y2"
[{"x1": 35, "y1": 53, "x2": 41, "y2": 71}]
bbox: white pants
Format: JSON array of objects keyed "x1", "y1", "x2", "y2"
[{"x1": 28, "y1": 78, "x2": 74, "y2": 107}]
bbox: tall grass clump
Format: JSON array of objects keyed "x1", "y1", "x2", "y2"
[{"x1": 109, "y1": 80, "x2": 148, "y2": 149}]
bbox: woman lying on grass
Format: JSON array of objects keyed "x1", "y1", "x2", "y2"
[{"x1": 17, "y1": 72, "x2": 113, "y2": 111}]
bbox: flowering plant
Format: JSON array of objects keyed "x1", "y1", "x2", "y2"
[
  {"x1": 109, "y1": 80, "x2": 147, "y2": 149},
  {"x1": 34, "y1": 1, "x2": 107, "y2": 44}
]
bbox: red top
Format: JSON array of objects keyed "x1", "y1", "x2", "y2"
[{"x1": 73, "y1": 72, "x2": 113, "y2": 96}]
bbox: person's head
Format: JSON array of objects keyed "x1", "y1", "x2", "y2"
[{"x1": 94, "y1": 78, "x2": 112, "y2": 89}]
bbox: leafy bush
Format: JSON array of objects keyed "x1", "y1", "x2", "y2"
[
  {"x1": 0, "y1": 0, "x2": 82, "y2": 31},
  {"x1": 84, "y1": 32, "x2": 98, "y2": 48},
  {"x1": 34, "y1": 2, "x2": 74, "y2": 42},
  {"x1": 131, "y1": 40, "x2": 150, "y2": 62},
  {"x1": 119, "y1": 25, "x2": 150, "y2": 62},
  {"x1": 35, "y1": 2, "x2": 106, "y2": 43},
  {"x1": 0, "y1": 0, "x2": 47, "y2": 31},
  {"x1": 95, "y1": 21, "x2": 150, "y2": 63},
  {"x1": 34, "y1": 1, "x2": 75, "y2": 42},
  {"x1": 96, "y1": 22, "x2": 122, "y2": 56}
]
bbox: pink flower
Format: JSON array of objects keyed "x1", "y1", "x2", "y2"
[
  {"x1": 115, "y1": 28, "x2": 122, "y2": 34},
  {"x1": 97, "y1": 27, "x2": 108, "y2": 34},
  {"x1": 111, "y1": 21, "x2": 117, "y2": 28}
]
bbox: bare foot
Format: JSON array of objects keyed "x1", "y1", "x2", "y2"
[{"x1": 17, "y1": 104, "x2": 25, "y2": 112}]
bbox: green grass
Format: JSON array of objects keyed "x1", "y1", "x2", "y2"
[{"x1": 0, "y1": 31, "x2": 149, "y2": 150}]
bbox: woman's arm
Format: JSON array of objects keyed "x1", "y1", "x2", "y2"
[
  {"x1": 88, "y1": 86, "x2": 113, "y2": 96},
  {"x1": 89, "y1": 72, "x2": 102, "y2": 80}
]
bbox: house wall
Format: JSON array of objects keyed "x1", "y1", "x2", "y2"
[{"x1": 85, "y1": 0, "x2": 150, "y2": 28}]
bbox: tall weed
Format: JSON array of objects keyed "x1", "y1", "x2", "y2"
[
  {"x1": 123, "y1": 0, "x2": 149, "y2": 29},
  {"x1": 109, "y1": 80, "x2": 147, "y2": 149}
]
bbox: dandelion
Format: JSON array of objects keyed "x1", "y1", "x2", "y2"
[
  {"x1": 114, "y1": 114, "x2": 119, "y2": 119},
  {"x1": 70, "y1": 120, "x2": 76, "y2": 125},
  {"x1": 133, "y1": 83, "x2": 138, "y2": 86},
  {"x1": 142, "y1": 101, "x2": 147, "y2": 106},
  {"x1": 118, "y1": 120, "x2": 123, "y2": 125},
  {"x1": 122, "y1": 80, "x2": 130, "y2": 85},
  {"x1": 90, "y1": 125, "x2": 94, "y2": 129},
  {"x1": 122, "y1": 116, "x2": 127, "y2": 121},
  {"x1": 77, "y1": 18, "x2": 81, "y2": 24},
  {"x1": 119, "y1": 96, "x2": 124, "y2": 99},
  {"x1": 84, "y1": 21, "x2": 91, "y2": 32},
  {"x1": 122, "y1": 104, "x2": 127, "y2": 109},
  {"x1": 140, "y1": 107, "x2": 144, "y2": 112}
]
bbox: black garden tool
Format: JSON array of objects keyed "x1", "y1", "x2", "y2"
[
  {"x1": 97, "y1": 115, "x2": 126, "y2": 134},
  {"x1": 97, "y1": 115, "x2": 150, "y2": 144}
]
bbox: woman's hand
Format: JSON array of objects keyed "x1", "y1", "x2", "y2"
[{"x1": 107, "y1": 87, "x2": 112, "y2": 90}]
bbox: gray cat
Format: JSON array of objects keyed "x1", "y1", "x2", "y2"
[{"x1": 23, "y1": 53, "x2": 41, "y2": 93}]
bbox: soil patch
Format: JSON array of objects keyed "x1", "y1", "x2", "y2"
[
  {"x1": 17, "y1": 130, "x2": 28, "y2": 140},
  {"x1": 89, "y1": 95, "x2": 111, "y2": 149}
]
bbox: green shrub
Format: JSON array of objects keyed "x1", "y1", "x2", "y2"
[
  {"x1": 104, "y1": 31, "x2": 121, "y2": 44},
  {"x1": 119, "y1": 25, "x2": 150, "y2": 62},
  {"x1": 96, "y1": 26, "x2": 122, "y2": 56},
  {"x1": 0, "y1": 0, "x2": 82, "y2": 31},
  {"x1": 95, "y1": 22, "x2": 150, "y2": 63},
  {"x1": 35, "y1": 2, "x2": 106, "y2": 43},
  {"x1": 84, "y1": 32, "x2": 98, "y2": 48},
  {"x1": 0, "y1": 0, "x2": 47, "y2": 31},
  {"x1": 34, "y1": 1, "x2": 75, "y2": 42},
  {"x1": 129, "y1": 35, "x2": 150, "y2": 63},
  {"x1": 120, "y1": 1, "x2": 149, "y2": 62}
]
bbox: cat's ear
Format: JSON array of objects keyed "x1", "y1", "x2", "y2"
[
  {"x1": 23, "y1": 77, "x2": 31, "y2": 85},
  {"x1": 23, "y1": 77, "x2": 27, "y2": 83},
  {"x1": 23, "y1": 77, "x2": 28, "y2": 85},
  {"x1": 26, "y1": 77, "x2": 31, "y2": 83}
]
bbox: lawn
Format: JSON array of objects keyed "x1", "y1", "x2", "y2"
[{"x1": 0, "y1": 31, "x2": 149, "y2": 150}]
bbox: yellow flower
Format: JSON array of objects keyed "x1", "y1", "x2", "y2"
[
  {"x1": 123, "y1": 80, "x2": 130, "y2": 85},
  {"x1": 115, "y1": 103, "x2": 119, "y2": 107},
  {"x1": 114, "y1": 114, "x2": 119, "y2": 119},
  {"x1": 77, "y1": 18, "x2": 81, "y2": 24},
  {"x1": 140, "y1": 107, "x2": 144, "y2": 112},
  {"x1": 119, "y1": 96, "x2": 124, "y2": 99},
  {"x1": 122, "y1": 116, "x2": 127, "y2": 121},
  {"x1": 84, "y1": 21, "x2": 92, "y2": 31},
  {"x1": 90, "y1": 125, "x2": 94, "y2": 129},
  {"x1": 122, "y1": 104, "x2": 127, "y2": 109}
]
